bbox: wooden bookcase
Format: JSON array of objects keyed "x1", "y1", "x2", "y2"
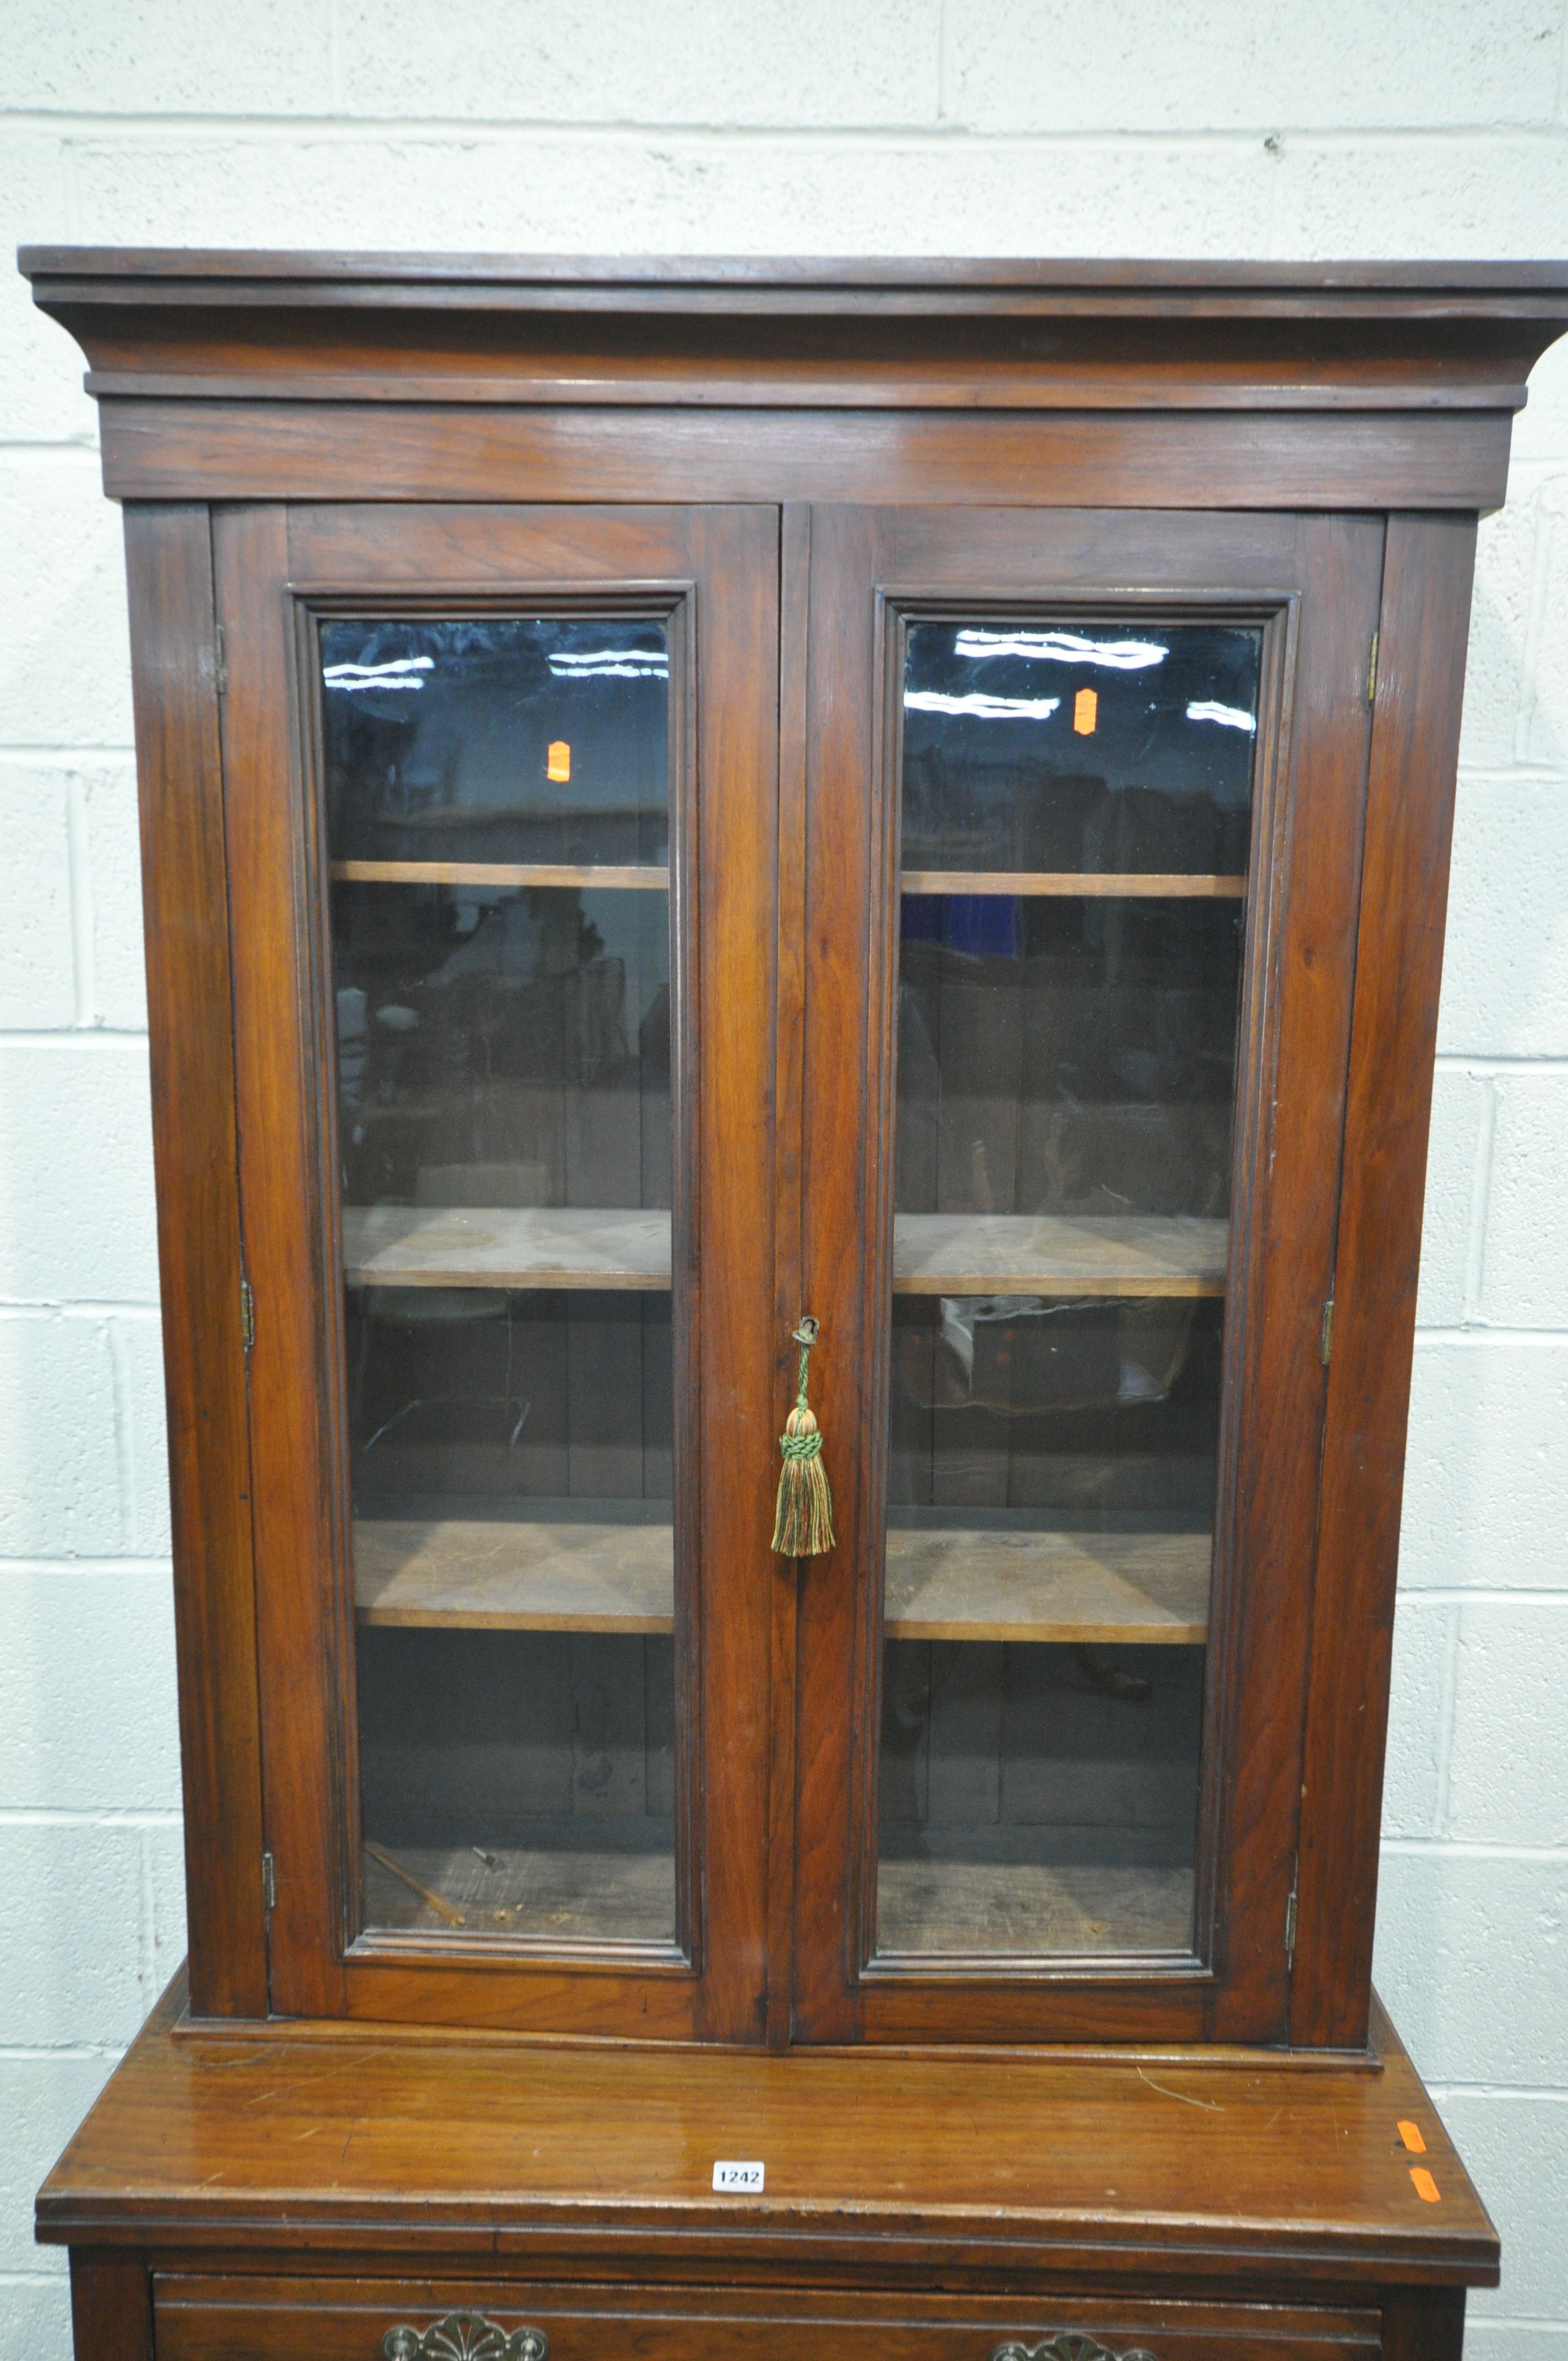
[{"x1": 20, "y1": 247, "x2": 1568, "y2": 2361}]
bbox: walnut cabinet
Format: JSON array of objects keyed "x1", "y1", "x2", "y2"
[{"x1": 21, "y1": 248, "x2": 1568, "y2": 2361}]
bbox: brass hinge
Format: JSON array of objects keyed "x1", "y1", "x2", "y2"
[
  {"x1": 262, "y1": 1851, "x2": 276, "y2": 1915},
  {"x1": 1285, "y1": 1888, "x2": 1298, "y2": 1963},
  {"x1": 240, "y1": 1276, "x2": 255, "y2": 1353},
  {"x1": 1366, "y1": 630, "x2": 1379, "y2": 704},
  {"x1": 1320, "y1": 1296, "x2": 1335, "y2": 1366},
  {"x1": 214, "y1": 623, "x2": 228, "y2": 697}
]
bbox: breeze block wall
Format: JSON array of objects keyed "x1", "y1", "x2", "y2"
[{"x1": 3, "y1": 6, "x2": 1566, "y2": 2354}]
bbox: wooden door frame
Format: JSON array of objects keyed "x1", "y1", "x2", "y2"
[
  {"x1": 213, "y1": 499, "x2": 780, "y2": 2039},
  {"x1": 791, "y1": 505, "x2": 1385, "y2": 2047},
  {"x1": 1291, "y1": 514, "x2": 1478, "y2": 2048},
  {"x1": 122, "y1": 504, "x2": 269, "y2": 2021}
]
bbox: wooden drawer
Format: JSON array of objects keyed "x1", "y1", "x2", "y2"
[{"x1": 154, "y1": 2275, "x2": 1382, "y2": 2361}]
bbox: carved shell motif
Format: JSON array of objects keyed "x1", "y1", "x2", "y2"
[
  {"x1": 992, "y1": 2338, "x2": 1158, "y2": 2361},
  {"x1": 382, "y1": 2314, "x2": 548, "y2": 2361}
]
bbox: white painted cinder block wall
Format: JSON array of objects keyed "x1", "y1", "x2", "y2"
[{"x1": 3, "y1": 5, "x2": 1567, "y2": 2353}]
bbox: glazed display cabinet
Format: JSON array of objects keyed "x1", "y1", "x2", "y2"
[{"x1": 21, "y1": 247, "x2": 1568, "y2": 2361}]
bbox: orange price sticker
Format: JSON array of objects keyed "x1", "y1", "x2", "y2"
[
  {"x1": 1398, "y1": 2119, "x2": 1427, "y2": 2155},
  {"x1": 1073, "y1": 686, "x2": 1098, "y2": 736},
  {"x1": 547, "y1": 739, "x2": 571, "y2": 784},
  {"x1": 1409, "y1": 2166, "x2": 1440, "y2": 2204}
]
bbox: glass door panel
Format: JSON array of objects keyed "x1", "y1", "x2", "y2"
[
  {"x1": 878, "y1": 616, "x2": 1261, "y2": 1961},
  {"x1": 223, "y1": 500, "x2": 775, "y2": 2036},
  {"x1": 322, "y1": 615, "x2": 680, "y2": 1946}
]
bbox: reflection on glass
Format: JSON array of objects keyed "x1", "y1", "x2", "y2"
[
  {"x1": 323, "y1": 616, "x2": 679, "y2": 1946},
  {"x1": 876, "y1": 617, "x2": 1261, "y2": 1960}
]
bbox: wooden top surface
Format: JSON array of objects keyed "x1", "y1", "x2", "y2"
[
  {"x1": 19, "y1": 247, "x2": 1568, "y2": 303},
  {"x1": 37, "y1": 1977, "x2": 1498, "y2": 2288},
  {"x1": 20, "y1": 247, "x2": 1568, "y2": 427}
]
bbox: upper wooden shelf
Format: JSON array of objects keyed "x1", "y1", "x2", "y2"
[
  {"x1": 330, "y1": 864, "x2": 1237, "y2": 897},
  {"x1": 331, "y1": 859, "x2": 668, "y2": 891},
  {"x1": 353, "y1": 1517, "x2": 1210, "y2": 1645},
  {"x1": 901, "y1": 870, "x2": 1245, "y2": 899},
  {"x1": 342, "y1": 1204, "x2": 671, "y2": 1290},
  {"x1": 892, "y1": 1212, "x2": 1227, "y2": 1298}
]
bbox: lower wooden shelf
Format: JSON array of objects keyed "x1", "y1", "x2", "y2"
[
  {"x1": 353, "y1": 1519, "x2": 1211, "y2": 1644},
  {"x1": 884, "y1": 1525, "x2": 1210, "y2": 1642},
  {"x1": 876, "y1": 1855, "x2": 1196, "y2": 1956},
  {"x1": 363, "y1": 1838, "x2": 676, "y2": 1942},
  {"x1": 354, "y1": 1516, "x2": 673, "y2": 1633}
]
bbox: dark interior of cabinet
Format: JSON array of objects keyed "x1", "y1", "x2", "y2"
[
  {"x1": 359, "y1": 1625, "x2": 677, "y2": 1942},
  {"x1": 330, "y1": 879, "x2": 672, "y2": 1218},
  {"x1": 323, "y1": 612, "x2": 671, "y2": 869},
  {"x1": 894, "y1": 897, "x2": 1243, "y2": 1228},
  {"x1": 877, "y1": 1638, "x2": 1204, "y2": 1954}
]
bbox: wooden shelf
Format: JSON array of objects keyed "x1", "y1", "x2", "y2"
[
  {"x1": 876, "y1": 1858, "x2": 1195, "y2": 1955},
  {"x1": 354, "y1": 1517, "x2": 1208, "y2": 1644},
  {"x1": 885, "y1": 1526, "x2": 1209, "y2": 1643},
  {"x1": 342, "y1": 1204, "x2": 672, "y2": 1290},
  {"x1": 901, "y1": 870, "x2": 1246, "y2": 898},
  {"x1": 363, "y1": 1840, "x2": 676, "y2": 1941},
  {"x1": 331, "y1": 859, "x2": 669, "y2": 891},
  {"x1": 892, "y1": 1211, "x2": 1227, "y2": 1297},
  {"x1": 356, "y1": 1517, "x2": 675, "y2": 1633}
]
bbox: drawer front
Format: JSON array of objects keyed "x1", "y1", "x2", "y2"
[{"x1": 155, "y1": 2275, "x2": 1381, "y2": 2361}]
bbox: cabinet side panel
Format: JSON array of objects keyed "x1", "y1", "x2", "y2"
[
  {"x1": 1293, "y1": 513, "x2": 1478, "y2": 2049},
  {"x1": 123, "y1": 504, "x2": 267, "y2": 2019},
  {"x1": 1207, "y1": 514, "x2": 1382, "y2": 2041},
  {"x1": 69, "y1": 2251, "x2": 152, "y2": 2361},
  {"x1": 1382, "y1": 2287, "x2": 1467, "y2": 2361},
  {"x1": 212, "y1": 503, "x2": 349, "y2": 2020}
]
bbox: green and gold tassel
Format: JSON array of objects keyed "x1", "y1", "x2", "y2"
[{"x1": 771, "y1": 1315, "x2": 835, "y2": 1556}]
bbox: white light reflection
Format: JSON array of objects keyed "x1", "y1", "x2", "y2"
[
  {"x1": 1185, "y1": 699, "x2": 1256, "y2": 733},
  {"x1": 323, "y1": 656, "x2": 434, "y2": 692},
  {"x1": 955, "y1": 628, "x2": 1167, "y2": 671},
  {"x1": 548, "y1": 649, "x2": 669, "y2": 678},
  {"x1": 905, "y1": 689, "x2": 1062, "y2": 722}
]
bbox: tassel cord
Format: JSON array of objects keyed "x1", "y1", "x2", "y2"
[{"x1": 771, "y1": 1317, "x2": 835, "y2": 1557}]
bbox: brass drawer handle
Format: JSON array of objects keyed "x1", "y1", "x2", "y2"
[
  {"x1": 993, "y1": 2340, "x2": 1157, "y2": 2361},
  {"x1": 384, "y1": 2316, "x2": 548, "y2": 2361}
]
